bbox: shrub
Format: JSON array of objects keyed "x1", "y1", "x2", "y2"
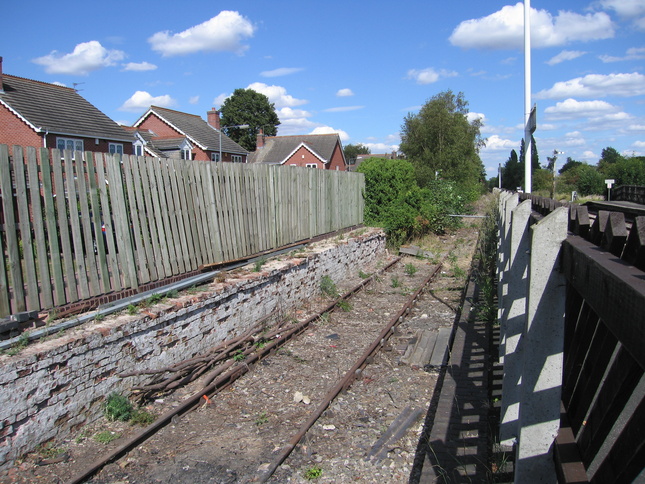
[{"x1": 104, "y1": 393, "x2": 133, "y2": 422}]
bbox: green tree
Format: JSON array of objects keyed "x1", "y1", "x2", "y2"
[
  {"x1": 219, "y1": 88, "x2": 280, "y2": 151},
  {"x1": 343, "y1": 143, "x2": 371, "y2": 166},
  {"x1": 501, "y1": 149, "x2": 522, "y2": 190},
  {"x1": 558, "y1": 163, "x2": 604, "y2": 196},
  {"x1": 598, "y1": 146, "x2": 625, "y2": 173},
  {"x1": 604, "y1": 156, "x2": 645, "y2": 186},
  {"x1": 559, "y1": 157, "x2": 583, "y2": 174},
  {"x1": 399, "y1": 90, "x2": 486, "y2": 199}
]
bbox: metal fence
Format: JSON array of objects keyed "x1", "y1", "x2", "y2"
[{"x1": 0, "y1": 145, "x2": 365, "y2": 318}]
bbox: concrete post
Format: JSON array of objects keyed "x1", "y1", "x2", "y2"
[
  {"x1": 499, "y1": 199, "x2": 532, "y2": 445},
  {"x1": 497, "y1": 192, "x2": 518, "y2": 361},
  {"x1": 515, "y1": 206, "x2": 568, "y2": 482}
]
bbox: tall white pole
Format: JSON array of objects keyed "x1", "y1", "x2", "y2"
[{"x1": 524, "y1": 0, "x2": 532, "y2": 193}]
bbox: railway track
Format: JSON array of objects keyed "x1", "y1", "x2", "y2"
[{"x1": 7, "y1": 243, "x2": 471, "y2": 484}]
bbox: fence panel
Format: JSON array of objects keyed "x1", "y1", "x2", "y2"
[{"x1": 0, "y1": 146, "x2": 364, "y2": 318}]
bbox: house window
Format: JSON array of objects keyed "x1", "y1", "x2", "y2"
[
  {"x1": 232, "y1": 155, "x2": 243, "y2": 163},
  {"x1": 134, "y1": 143, "x2": 144, "y2": 157},
  {"x1": 211, "y1": 153, "x2": 220, "y2": 162},
  {"x1": 109, "y1": 143, "x2": 124, "y2": 155},
  {"x1": 57, "y1": 137, "x2": 84, "y2": 154},
  {"x1": 306, "y1": 163, "x2": 317, "y2": 168},
  {"x1": 181, "y1": 148, "x2": 191, "y2": 160}
]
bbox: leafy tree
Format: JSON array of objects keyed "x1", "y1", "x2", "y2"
[
  {"x1": 501, "y1": 149, "x2": 522, "y2": 190},
  {"x1": 344, "y1": 143, "x2": 371, "y2": 166},
  {"x1": 399, "y1": 90, "x2": 486, "y2": 199},
  {"x1": 558, "y1": 163, "x2": 604, "y2": 196},
  {"x1": 219, "y1": 88, "x2": 280, "y2": 151},
  {"x1": 532, "y1": 168, "x2": 553, "y2": 192},
  {"x1": 598, "y1": 146, "x2": 625, "y2": 173},
  {"x1": 559, "y1": 157, "x2": 583, "y2": 174},
  {"x1": 604, "y1": 156, "x2": 645, "y2": 186}
]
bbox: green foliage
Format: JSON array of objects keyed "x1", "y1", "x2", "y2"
[
  {"x1": 37, "y1": 442, "x2": 66, "y2": 459},
  {"x1": 219, "y1": 88, "x2": 280, "y2": 151},
  {"x1": 104, "y1": 393, "x2": 133, "y2": 422},
  {"x1": 532, "y1": 168, "x2": 553, "y2": 192},
  {"x1": 94, "y1": 431, "x2": 121, "y2": 444},
  {"x1": 304, "y1": 465, "x2": 323, "y2": 480},
  {"x1": 358, "y1": 158, "x2": 466, "y2": 246},
  {"x1": 130, "y1": 408, "x2": 156, "y2": 426},
  {"x1": 6, "y1": 331, "x2": 30, "y2": 356},
  {"x1": 358, "y1": 270, "x2": 370, "y2": 279},
  {"x1": 400, "y1": 90, "x2": 486, "y2": 197},
  {"x1": 255, "y1": 411, "x2": 268, "y2": 426},
  {"x1": 558, "y1": 163, "x2": 605, "y2": 196},
  {"x1": 404, "y1": 263, "x2": 418, "y2": 276},
  {"x1": 337, "y1": 300, "x2": 352, "y2": 312},
  {"x1": 233, "y1": 350, "x2": 246, "y2": 362},
  {"x1": 254, "y1": 256, "x2": 268, "y2": 272},
  {"x1": 127, "y1": 304, "x2": 138, "y2": 316},
  {"x1": 603, "y1": 156, "x2": 645, "y2": 186},
  {"x1": 391, "y1": 276, "x2": 401, "y2": 288},
  {"x1": 320, "y1": 275, "x2": 339, "y2": 298}
]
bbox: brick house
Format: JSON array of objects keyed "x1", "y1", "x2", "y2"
[
  {"x1": 131, "y1": 106, "x2": 248, "y2": 162},
  {"x1": 248, "y1": 132, "x2": 347, "y2": 170},
  {"x1": 0, "y1": 57, "x2": 134, "y2": 156}
]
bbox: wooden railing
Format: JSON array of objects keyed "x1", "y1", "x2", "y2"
[
  {"x1": 0, "y1": 145, "x2": 365, "y2": 319},
  {"x1": 496, "y1": 190, "x2": 645, "y2": 483}
]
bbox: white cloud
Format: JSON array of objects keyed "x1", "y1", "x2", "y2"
[
  {"x1": 189, "y1": 95, "x2": 200, "y2": 104},
  {"x1": 467, "y1": 112, "x2": 486, "y2": 124},
  {"x1": 626, "y1": 124, "x2": 645, "y2": 132},
  {"x1": 449, "y1": 3, "x2": 614, "y2": 50},
  {"x1": 119, "y1": 91, "x2": 176, "y2": 112},
  {"x1": 33, "y1": 41, "x2": 125, "y2": 75},
  {"x1": 149, "y1": 11, "x2": 254, "y2": 57},
  {"x1": 544, "y1": 98, "x2": 619, "y2": 119},
  {"x1": 323, "y1": 106, "x2": 365, "y2": 113},
  {"x1": 547, "y1": 50, "x2": 586, "y2": 65},
  {"x1": 633, "y1": 140, "x2": 645, "y2": 149},
  {"x1": 599, "y1": 47, "x2": 645, "y2": 62},
  {"x1": 599, "y1": 0, "x2": 645, "y2": 20},
  {"x1": 213, "y1": 93, "x2": 229, "y2": 108},
  {"x1": 363, "y1": 142, "x2": 400, "y2": 153},
  {"x1": 535, "y1": 72, "x2": 645, "y2": 98},
  {"x1": 407, "y1": 67, "x2": 458, "y2": 85},
  {"x1": 247, "y1": 82, "x2": 308, "y2": 108},
  {"x1": 336, "y1": 88, "x2": 354, "y2": 97},
  {"x1": 278, "y1": 107, "x2": 312, "y2": 120},
  {"x1": 309, "y1": 126, "x2": 350, "y2": 141},
  {"x1": 260, "y1": 67, "x2": 304, "y2": 77},
  {"x1": 122, "y1": 61, "x2": 157, "y2": 72},
  {"x1": 482, "y1": 134, "x2": 518, "y2": 151}
]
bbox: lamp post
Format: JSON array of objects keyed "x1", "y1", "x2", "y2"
[{"x1": 219, "y1": 124, "x2": 249, "y2": 162}]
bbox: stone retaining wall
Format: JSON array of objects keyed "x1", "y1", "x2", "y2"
[{"x1": 0, "y1": 229, "x2": 386, "y2": 469}]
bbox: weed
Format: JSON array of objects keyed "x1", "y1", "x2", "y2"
[
  {"x1": 255, "y1": 339, "x2": 267, "y2": 349},
  {"x1": 126, "y1": 304, "x2": 138, "y2": 316},
  {"x1": 255, "y1": 411, "x2": 268, "y2": 426},
  {"x1": 447, "y1": 251, "x2": 458, "y2": 264},
  {"x1": 74, "y1": 429, "x2": 92, "y2": 444},
  {"x1": 452, "y1": 266, "x2": 466, "y2": 279},
  {"x1": 146, "y1": 293, "x2": 164, "y2": 306},
  {"x1": 94, "y1": 431, "x2": 120, "y2": 444},
  {"x1": 130, "y1": 408, "x2": 156, "y2": 426},
  {"x1": 7, "y1": 332, "x2": 30, "y2": 356},
  {"x1": 233, "y1": 350, "x2": 246, "y2": 362},
  {"x1": 337, "y1": 300, "x2": 352, "y2": 312},
  {"x1": 303, "y1": 465, "x2": 323, "y2": 480},
  {"x1": 253, "y1": 257, "x2": 268, "y2": 272},
  {"x1": 358, "y1": 270, "x2": 370, "y2": 279},
  {"x1": 166, "y1": 289, "x2": 178, "y2": 299},
  {"x1": 94, "y1": 312, "x2": 105, "y2": 322},
  {"x1": 318, "y1": 312, "x2": 331, "y2": 325},
  {"x1": 215, "y1": 273, "x2": 226, "y2": 283},
  {"x1": 404, "y1": 263, "x2": 418, "y2": 276},
  {"x1": 391, "y1": 276, "x2": 401, "y2": 288},
  {"x1": 104, "y1": 393, "x2": 133, "y2": 422},
  {"x1": 37, "y1": 442, "x2": 66, "y2": 459},
  {"x1": 320, "y1": 275, "x2": 339, "y2": 298}
]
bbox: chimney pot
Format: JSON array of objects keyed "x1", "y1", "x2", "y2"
[
  {"x1": 207, "y1": 108, "x2": 221, "y2": 130},
  {"x1": 256, "y1": 128, "x2": 265, "y2": 149}
]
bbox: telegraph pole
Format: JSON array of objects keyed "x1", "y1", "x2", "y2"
[{"x1": 524, "y1": 0, "x2": 532, "y2": 193}]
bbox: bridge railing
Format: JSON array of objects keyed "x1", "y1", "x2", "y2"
[{"x1": 495, "y1": 190, "x2": 645, "y2": 483}]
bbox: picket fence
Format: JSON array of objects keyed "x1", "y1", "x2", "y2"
[{"x1": 0, "y1": 145, "x2": 365, "y2": 318}]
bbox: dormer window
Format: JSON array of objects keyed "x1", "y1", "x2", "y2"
[
  {"x1": 109, "y1": 143, "x2": 124, "y2": 155},
  {"x1": 181, "y1": 148, "x2": 191, "y2": 160}
]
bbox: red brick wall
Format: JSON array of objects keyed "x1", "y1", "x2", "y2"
[
  {"x1": 0, "y1": 105, "x2": 132, "y2": 155},
  {"x1": 284, "y1": 146, "x2": 324, "y2": 168},
  {"x1": 138, "y1": 114, "x2": 179, "y2": 138},
  {"x1": 0, "y1": 105, "x2": 43, "y2": 153},
  {"x1": 44, "y1": 134, "x2": 133, "y2": 155},
  {"x1": 328, "y1": 142, "x2": 347, "y2": 171}
]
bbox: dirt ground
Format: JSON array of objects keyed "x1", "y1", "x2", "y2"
[{"x1": 3, "y1": 214, "x2": 484, "y2": 484}]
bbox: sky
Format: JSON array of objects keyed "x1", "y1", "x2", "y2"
[{"x1": 2, "y1": 0, "x2": 644, "y2": 178}]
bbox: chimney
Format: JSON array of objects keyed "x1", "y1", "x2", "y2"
[
  {"x1": 207, "y1": 108, "x2": 221, "y2": 130},
  {"x1": 256, "y1": 128, "x2": 265, "y2": 149},
  {"x1": 0, "y1": 57, "x2": 4, "y2": 93}
]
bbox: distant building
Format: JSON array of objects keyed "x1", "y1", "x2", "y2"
[
  {"x1": 0, "y1": 57, "x2": 133, "y2": 155},
  {"x1": 248, "y1": 132, "x2": 347, "y2": 170},
  {"x1": 131, "y1": 106, "x2": 248, "y2": 162}
]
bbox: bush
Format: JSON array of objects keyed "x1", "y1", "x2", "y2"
[
  {"x1": 104, "y1": 393, "x2": 133, "y2": 422},
  {"x1": 358, "y1": 159, "x2": 467, "y2": 246}
]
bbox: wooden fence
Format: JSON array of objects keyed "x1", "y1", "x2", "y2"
[
  {"x1": 0, "y1": 145, "x2": 365, "y2": 318},
  {"x1": 496, "y1": 190, "x2": 645, "y2": 483}
]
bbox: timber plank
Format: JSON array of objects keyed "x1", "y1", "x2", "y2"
[
  {"x1": 167, "y1": 159, "x2": 191, "y2": 272},
  {"x1": 130, "y1": 156, "x2": 157, "y2": 281},
  {"x1": 84, "y1": 152, "x2": 111, "y2": 292},
  {"x1": 75, "y1": 152, "x2": 100, "y2": 296},
  {"x1": 13, "y1": 146, "x2": 39, "y2": 309},
  {"x1": 145, "y1": 156, "x2": 171, "y2": 278},
  {"x1": 157, "y1": 158, "x2": 181, "y2": 274},
  {"x1": 122, "y1": 155, "x2": 151, "y2": 283},
  {"x1": 562, "y1": 236, "x2": 645, "y2": 369}
]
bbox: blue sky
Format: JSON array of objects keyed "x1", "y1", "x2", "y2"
[{"x1": 3, "y1": 0, "x2": 644, "y2": 178}]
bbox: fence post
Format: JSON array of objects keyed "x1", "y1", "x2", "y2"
[
  {"x1": 515, "y1": 206, "x2": 568, "y2": 482},
  {"x1": 497, "y1": 191, "x2": 518, "y2": 361},
  {"x1": 499, "y1": 199, "x2": 531, "y2": 445}
]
